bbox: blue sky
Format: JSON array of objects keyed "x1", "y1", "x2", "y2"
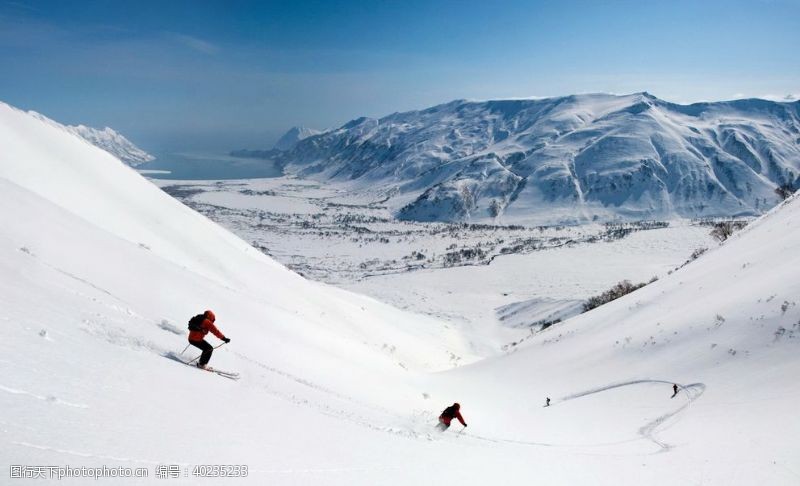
[{"x1": 1, "y1": 0, "x2": 798, "y2": 152}]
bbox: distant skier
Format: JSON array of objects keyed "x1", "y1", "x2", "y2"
[
  {"x1": 545, "y1": 397, "x2": 551, "y2": 407},
  {"x1": 437, "y1": 403, "x2": 467, "y2": 431},
  {"x1": 671, "y1": 383, "x2": 678, "y2": 398},
  {"x1": 187, "y1": 310, "x2": 230, "y2": 369}
]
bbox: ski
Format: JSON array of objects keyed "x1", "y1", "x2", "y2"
[
  {"x1": 164, "y1": 352, "x2": 239, "y2": 380},
  {"x1": 201, "y1": 366, "x2": 240, "y2": 380}
]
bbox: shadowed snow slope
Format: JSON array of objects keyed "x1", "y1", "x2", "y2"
[{"x1": 1, "y1": 100, "x2": 798, "y2": 485}]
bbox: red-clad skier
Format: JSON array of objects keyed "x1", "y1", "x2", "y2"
[
  {"x1": 437, "y1": 403, "x2": 467, "y2": 430},
  {"x1": 187, "y1": 310, "x2": 230, "y2": 369}
]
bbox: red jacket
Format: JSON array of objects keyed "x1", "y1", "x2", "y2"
[
  {"x1": 188, "y1": 317, "x2": 226, "y2": 342},
  {"x1": 439, "y1": 409, "x2": 466, "y2": 427}
]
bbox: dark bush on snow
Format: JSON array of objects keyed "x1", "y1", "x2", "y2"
[
  {"x1": 774, "y1": 183, "x2": 797, "y2": 201},
  {"x1": 689, "y1": 247, "x2": 708, "y2": 261},
  {"x1": 710, "y1": 221, "x2": 747, "y2": 242},
  {"x1": 583, "y1": 280, "x2": 648, "y2": 312}
]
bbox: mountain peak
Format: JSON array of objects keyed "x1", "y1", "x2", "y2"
[
  {"x1": 66, "y1": 124, "x2": 154, "y2": 167},
  {"x1": 274, "y1": 126, "x2": 321, "y2": 151}
]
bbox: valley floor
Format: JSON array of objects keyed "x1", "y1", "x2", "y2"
[{"x1": 153, "y1": 175, "x2": 719, "y2": 355}]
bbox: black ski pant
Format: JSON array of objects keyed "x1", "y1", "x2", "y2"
[{"x1": 189, "y1": 339, "x2": 214, "y2": 366}]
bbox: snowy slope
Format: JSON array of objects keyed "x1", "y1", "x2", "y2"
[
  {"x1": 431, "y1": 188, "x2": 800, "y2": 482},
  {"x1": 1, "y1": 100, "x2": 799, "y2": 485},
  {"x1": 280, "y1": 93, "x2": 800, "y2": 224},
  {"x1": 0, "y1": 101, "x2": 475, "y2": 475}
]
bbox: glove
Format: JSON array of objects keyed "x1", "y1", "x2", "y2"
[{"x1": 223, "y1": 337, "x2": 231, "y2": 343}]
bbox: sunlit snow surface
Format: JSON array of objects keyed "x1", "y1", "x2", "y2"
[{"x1": 1, "y1": 101, "x2": 799, "y2": 485}]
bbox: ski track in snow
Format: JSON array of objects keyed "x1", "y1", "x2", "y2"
[
  {"x1": 20, "y1": 247, "x2": 127, "y2": 305},
  {"x1": 560, "y1": 379, "x2": 706, "y2": 453},
  {"x1": 223, "y1": 351, "x2": 437, "y2": 441},
  {"x1": 459, "y1": 380, "x2": 706, "y2": 454},
  {"x1": 81, "y1": 318, "x2": 169, "y2": 356},
  {"x1": 641, "y1": 383, "x2": 706, "y2": 453},
  {"x1": 163, "y1": 349, "x2": 446, "y2": 443},
  {"x1": 0, "y1": 384, "x2": 89, "y2": 409},
  {"x1": 232, "y1": 351, "x2": 341, "y2": 395},
  {"x1": 21, "y1": 247, "x2": 155, "y2": 330},
  {"x1": 20, "y1": 248, "x2": 173, "y2": 357},
  {"x1": 13, "y1": 441, "x2": 163, "y2": 465},
  {"x1": 167, "y1": 341, "x2": 711, "y2": 452}
]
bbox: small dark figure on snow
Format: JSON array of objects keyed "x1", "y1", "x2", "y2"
[
  {"x1": 437, "y1": 402, "x2": 467, "y2": 431},
  {"x1": 671, "y1": 383, "x2": 678, "y2": 398},
  {"x1": 188, "y1": 310, "x2": 230, "y2": 369},
  {"x1": 545, "y1": 397, "x2": 551, "y2": 407}
]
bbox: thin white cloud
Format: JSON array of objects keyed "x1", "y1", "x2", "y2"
[
  {"x1": 169, "y1": 33, "x2": 220, "y2": 55},
  {"x1": 757, "y1": 93, "x2": 799, "y2": 102},
  {"x1": 3, "y1": 1, "x2": 41, "y2": 13},
  {"x1": 724, "y1": 92, "x2": 800, "y2": 102}
]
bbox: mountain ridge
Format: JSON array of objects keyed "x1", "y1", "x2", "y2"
[
  {"x1": 66, "y1": 125, "x2": 155, "y2": 168},
  {"x1": 229, "y1": 125, "x2": 322, "y2": 158},
  {"x1": 274, "y1": 126, "x2": 321, "y2": 151},
  {"x1": 24, "y1": 109, "x2": 155, "y2": 167},
  {"x1": 276, "y1": 93, "x2": 800, "y2": 224}
]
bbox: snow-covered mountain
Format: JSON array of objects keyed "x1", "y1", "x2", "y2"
[
  {"x1": 66, "y1": 124, "x2": 155, "y2": 167},
  {"x1": 274, "y1": 126, "x2": 321, "y2": 151},
  {"x1": 2, "y1": 99, "x2": 798, "y2": 485},
  {"x1": 280, "y1": 93, "x2": 800, "y2": 224},
  {"x1": 229, "y1": 126, "x2": 321, "y2": 158},
  {"x1": 25, "y1": 110, "x2": 155, "y2": 167}
]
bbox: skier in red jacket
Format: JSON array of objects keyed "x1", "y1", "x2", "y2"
[
  {"x1": 188, "y1": 310, "x2": 230, "y2": 369},
  {"x1": 437, "y1": 403, "x2": 467, "y2": 430}
]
